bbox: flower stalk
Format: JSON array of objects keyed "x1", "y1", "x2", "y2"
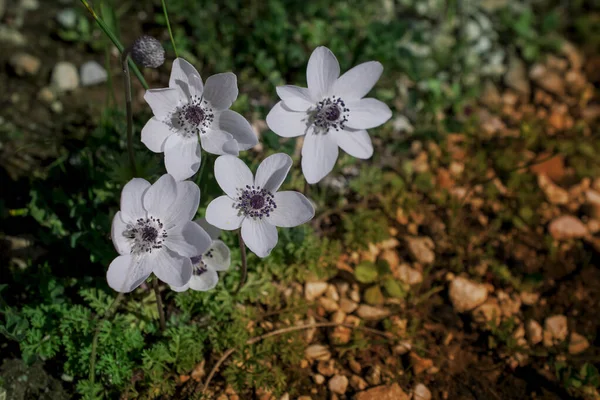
[
  {"x1": 121, "y1": 48, "x2": 137, "y2": 175},
  {"x1": 152, "y1": 278, "x2": 167, "y2": 331},
  {"x1": 161, "y1": 0, "x2": 178, "y2": 57},
  {"x1": 234, "y1": 229, "x2": 247, "y2": 294}
]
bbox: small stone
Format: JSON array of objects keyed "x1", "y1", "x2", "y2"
[
  {"x1": 543, "y1": 315, "x2": 568, "y2": 347},
  {"x1": 393, "y1": 341, "x2": 412, "y2": 355},
  {"x1": 80, "y1": 61, "x2": 107, "y2": 86},
  {"x1": 340, "y1": 298, "x2": 358, "y2": 314},
  {"x1": 409, "y1": 352, "x2": 434, "y2": 375},
  {"x1": 21, "y1": 0, "x2": 39, "y2": 11},
  {"x1": 406, "y1": 236, "x2": 435, "y2": 264},
  {"x1": 314, "y1": 374, "x2": 325, "y2": 385},
  {"x1": 51, "y1": 62, "x2": 79, "y2": 92},
  {"x1": 330, "y1": 325, "x2": 352, "y2": 344},
  {"x1": 395, "y1": 263, "x2": 423, "y2": 285},
  {"x1": 317, "y1": 360, "x2": 336, "y2": 376},
  {"x1": 349, "y1": 359, "x2": 362, "y2": 374},
  {"x1": 50, "y1": 101, "x2": 63, "y2": 113},
  {"x1": 548, "y1": 216, "x2": 588, "y2": 240},
  {"x1": 298, "y1": 397, "x2": 312, "y2": 400},
  {"x1": 538, "y1": 174, "x2": 569, "y2": 205},
  {"x1": 505, "y1": 56, "x2": 530, "y2": 95},
  {"x1": 305, "y1": 281, "x2": 328, "y2": 301},
  {"x1": 305, "y1": 345, "x2": 331, "y2": 361},
  {"x1": 56, "y1": 8, "x2": 77, "y2": 29},
  {"x1": 37, "y1": 87, "x2": 55, "y2": 104},
  {"x1": 326, "y1": 284, "x2": 340, "y2": 301},
  {"x1": 331, "y1": 310, "x2": 346, "y2": 324},
  {"x1": 520, "y1": 292, "x2": 539, "y2": 306},
  {"x1": 319, "y1": 297, "x2": 339, "y2": 313},
  {"x1": 530, "y1": 153, "x2": 565, "y2": 181},
  {"x1": 0, "y1": 26, "x2": 27, "y2": 46},
  {"x1": 10, "y1": 53, "x2": 41, "y2": 76},
  {"x1": 480, "y1": 80, "x2": 502, "y2": 108},
  {"x1": 473, "y1": 299, "x2": 501, "y2": 326},
  {"x1": 413, "y1": 383, "x2": 432, "y2": 400},
  {"x1": 449, "y1": 277, "x2": 488, "y2": 312},
  {"x1": 328, "y1": 375, "x2": 348, "y2": 395},
  {"x1": 529, "y1": 64, "x2": 565, "y2": 95},
  {"x1": 354, "y1": 383, "x2": 410, "y2": 400},
  {"x1": 585, "y1": 190, "x2": 600, "y2": 220},
  {"x1": 526, "y1": 320, "x2": 543, "y2": 345},
  {"x1": 350, "y1": 375, "x2": 368, "y2": 391},
  {"x1": 356, "y1": 305, "x2": 391, "y2": 321},
  {"x1": 568, "y1": 332, "x2": 590, "y2": 355},
  {"x1": 279, "y1": 394, "x2": 289, "y2": 400}
]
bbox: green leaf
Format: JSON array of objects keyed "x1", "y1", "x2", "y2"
[
  {"x1": 354, "y1": 261, "x2": 378, "y2": 283},
  {"x1": 382, "y1": 279, "x2": 406, "y2": 298},
  {"x1": 364, "y1": 285, "x2": 384, "y2": 305}
]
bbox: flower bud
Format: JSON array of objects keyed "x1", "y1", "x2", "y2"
[{"x1": 130, "y1": 35, "x2": 165, "y2": 68}]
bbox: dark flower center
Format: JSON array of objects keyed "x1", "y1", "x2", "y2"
[
  {"x1": 325, "y1": 105, "x2": 341, "y2": 121},
  {"x1": 236, "y1": 185, "x2": 276, "y2": 219},
  {"x1": 184, "y1": 105, "x2": 205, "y2": 126},
  {"x1": 313, "y1": 95, "x2": 349, "y2": 132},
  {"x1": 123, "y1": 216, "x2": 167, "y2": 254},
  {"x1": 175, "y1": 96, "x2": 214, "y2": 138},
  {"x1": 141, "y1": 226, "x2": 158, "y2": 242}
]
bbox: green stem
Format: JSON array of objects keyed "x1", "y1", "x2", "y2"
[
  {"x1": 233, "y1": 229, "x2": 247, "y2": 295},
  {"x1": 161, "y1": 0, "x2": 178, "y2": 57},
  {"x1": 152, "y1": 278, "x2": 167, "y2": 331},
  {"x1": 89, "y1": 293, "x2": 125, "y2": 383},
  {"x1": 121, "y1": 49, "x2": 137, "y2": 176},
  {"x1": 79, "y1": 0, "x2": 149, "y2": 90}
]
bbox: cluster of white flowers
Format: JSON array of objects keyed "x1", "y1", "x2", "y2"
[{"x1": 108, "y1": 46, "x2": 390, "y2": 293}]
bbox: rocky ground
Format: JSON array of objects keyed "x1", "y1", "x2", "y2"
[{"x1": 1, "y1": 1, "x2": 599, "y2": 399}]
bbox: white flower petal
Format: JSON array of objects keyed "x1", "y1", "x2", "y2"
[
  {"x1": 144, "y1": 88, "x2": 179, "y2": 117},
  {"x1": 214, "y1": 155, "x2": 253, "y2": 198},
  {"x1": 143, "y1": 174, "x2": 177, "y2": 219},
  {"x1": 203, "y1": 240, "x2": 230, "y2": 271},
  {"x1": 307, "y1": 46, "x2": 340, "y2": 100},
  {"x1": 241, "y1": 218, "x2": 278, "y2": 258},
  {"x1": 206, "y1": 195, "x2": 244, "y2": 230},
  {"x1": 153, "y1": 247, "x2": 193, "y2": 287},
  {"x1": 107, "y1": 254, "x2": 152, "y2": 293},
  {"x1": 345, "y1": 98, "x2": 392, "y2": 129},
  {"x1": 165, "y1": 221, "x2": 211, "y2": 257},
  {"x1": 164, "y1": 134, "x2": 201, "y2": 181},
  {"x1": 188, "y1": 268, "x2": 219, "y2": 291},
  {"x1": 333, "y1": 61, "x2": 383, "y2": 100},
  {"x1": 120, "y1": 178, "x2": 150, "y2": 220},
  {"x1": 162, "y1": 180, "x2": 200, "y2": 229},
  {"x1": 333, "y1": 128, "x2": 373, "y2": 159},
  {"x1": 223, "y1": 139, "x2": 240, "y2": 154},
  {"x1": 266, "y1": 101, "x2": 310, "y2": 138},
  {"x1": 111, "y1": 212, "x2": 131, "y2": 255},
  {"x1": 203, "y1": 72, "x2": 238, "y2": 111},
  {"x1": 169, "y1": 58, "x2": 203, "y2": 99},
  {"x1": 170, "y1": 282, "x2": 190, "y2": 292},
  {"x1": 216, "y1": 110, "x2": 258, "y2": 150},
  {"x1": 195, "y1": 218, "x2": 221, "y2": 241},
  {"x1": 254, "y1": 153, "x2": 292, "y2": 193},
  {"x1": 276, "y1": 85, "x2": 314, "y2": 111},
  {"x1": 267, "y1": 191, "x2": 315, "y2": 227},
  {"x1": 201, "y1": 129, "x2": 238, "y2": 156},
  {"x1": 301, "y1": 130, "x2": 339, "y2": 184},
  {"x1": 141, "y1": 117, "x2": 173, "y2": 153}
]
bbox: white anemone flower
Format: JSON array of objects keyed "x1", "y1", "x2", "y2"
[
  {"x1": 205, "y1": 153, "x2": 314, "y2": 258},
  {"x1": 142, "y1": 58, "x2": 258, "y2": 181},
  {"x1": 170, "y1": 218, "x2": 231, "y2": 292},
  {"x1": 108, "y1": 174, "x2": 211, "y2": 293},
  {"x1": 266, "y1": 46, "x2": 392, "y2": 184}
]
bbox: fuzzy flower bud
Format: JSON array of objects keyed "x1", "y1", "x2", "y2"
[{"x1": 130, "y1": 35, "x2": 165, "y2": 68}]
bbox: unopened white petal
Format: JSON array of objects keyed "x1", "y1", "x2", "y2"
[
  {"x1": 144, "y1": 88, "x2": 179, "y2": 117},
  {"x1": 164, "y1": 134, "x2": 201, "y2": 181},
  {"x1": 206, "y1": 195, "x2": 244, "y2": 230},
  {"x1": 141, "y1": 117, "x2": 173, "y2": 153},
  {"x1": 301, "y1": 131, "x2": 339, "y2": 184},
  {"x1": 203, "y1": 72, "x2": 238, "y2": 111},
  {"x1": 169, "y1": 58, "x2": 203, "y2": 99},
  {"x1": 216, "y1": 110, "x2": 258, "y2": 150},
  {"x1": 153, "y1": 247, "x2": 193, "y2": 287},
  {"x1": 241, "y1": 218, "x2": 278, "y2": 258},
  {"x1": 333, "y1": 128, "x2": 373, "y2": 159},
  {"x1": 120, "y1": 178, "x2": 150, "y2": 221},
  {"x1": 333, "y1": 61, "x2": 383, "y2": 100},
  {"x1": 200, "y1": 129, "x2": 238, "y2": 155},
  {"x1": 162, "y1": 180, "x2": 200, "y2": 229},
  {"x1": 267, "y1": 191, "x2": 315, "y2": 227},
  {"x1": 276, "y1": 85, "x2": 314, "y2": 111},
  {"x1": 254, "y1": 153, "x2": 292, "y2": 193},
  {"x1": 195, "y1": 218, "x2": 221, "y2": 241},
  {"x1": 165, "y1": 221, "x2": 211, "y2": 257},
  {"x1": 345, "y1": 98, "x2": 392, "y2": 129},
  {"x1": 204, "y1": 240, "x2": 230, "y2": 271},
  {"x1": 188, "y1": 268, "x2": 219, "y2": 291},
  {"x1": 266, "y1": 101, "x2": 310, "y2": 138},
  {"x1": 107, "y1": 254, "x2": 152, "y2": 293},
  {"x1": 214, "y1": 155, "x2": 253, "y2": 198},
  {"x1": 307, "y1": 46, "x2": 340, "y2": 100},
  {"x1": 111, "y1": 212, "x2": 131, "y2": 255},
  {"x1": 143, "y1": 174, "x2": 177, "y2": 219}
]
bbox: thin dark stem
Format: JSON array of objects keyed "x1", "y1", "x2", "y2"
[
  {"x1": 152, "y1": 279, "x2": 166, "y2": 331},
  {"x1": 121, "y1": 48, "x2": 136, "y2": 176},
  {"x1": 234, "y1": 229, "x2": 247, "y2": 294},
  {"x1": 89, "y1": 292, "x2": 125, "y2": 383}
]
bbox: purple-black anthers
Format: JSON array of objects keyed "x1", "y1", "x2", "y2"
[{"x1": 235, "y1": 185, "x2": 276, "y2": 219}]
